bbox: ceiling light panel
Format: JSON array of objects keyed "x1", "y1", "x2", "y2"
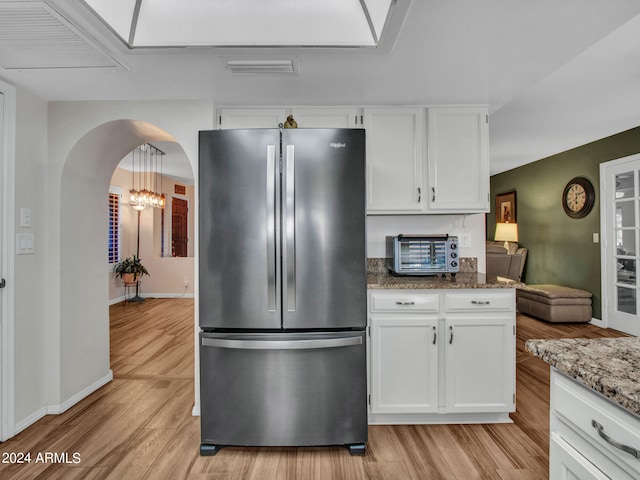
[{"x1": 84, "y1": 0, "x2": 395, "y2": 47}]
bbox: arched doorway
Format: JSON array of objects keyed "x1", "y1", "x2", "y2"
[{"x1": 58, "y1": 119, "x2": 195, "y2": 405}]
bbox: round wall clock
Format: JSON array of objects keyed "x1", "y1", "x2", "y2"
[{"x1": 562, "y1": 176, "x2": 595, "y2": 219}]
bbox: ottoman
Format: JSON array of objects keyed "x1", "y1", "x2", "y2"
[{"x1": 517, "y1": 284, "x2": 592, "y2": 323}]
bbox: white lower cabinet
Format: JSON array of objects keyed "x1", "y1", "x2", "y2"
[
  {"x1": 370, "y1": 316, "x2": 438, "y2": 414},
  {"x1": 550, "y1": 433, "x2": 610, "y2": 480},
  {"x1": 445, "y1": 314, "x2": 515, "y2": 413},
  {"x1": 550, "y1": 369, "x2": 640, "y2": 480},
  {"x1": 368, "y1": 289, "x2": 516, "y2": 424}
]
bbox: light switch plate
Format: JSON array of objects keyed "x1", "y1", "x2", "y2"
[
  {"x1": 16, "y1": 233, "x2": 35, "y2": 254},
  {"x1": 20, "y1": 208, "x2": 31, "y2": 227}
]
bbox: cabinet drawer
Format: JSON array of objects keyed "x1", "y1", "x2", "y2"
[
  {"x1": 552, "y1": 370, "x2": 640, "y2": 477},
  {"x1": 369, "y1": 293, "x2": 439, "y2": 313},
  {"x1": 445, "y1": 291, "x2": 514, "y2": 312}
]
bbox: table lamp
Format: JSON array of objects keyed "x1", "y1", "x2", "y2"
[{"x1": 494, "y1": 223, "x2": 518, "y2": 252}]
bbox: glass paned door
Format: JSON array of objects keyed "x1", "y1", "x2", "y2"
[{"x1": 603, "y1": 157, "x2": 640, "y2": 335}]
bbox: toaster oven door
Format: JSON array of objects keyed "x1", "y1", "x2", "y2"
[{"x1": 398, "y1": 239, "x2": 448, "y2": 274}]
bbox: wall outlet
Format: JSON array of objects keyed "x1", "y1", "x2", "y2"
[
  {"x1": 184, "y1": 277, "x2": 189, "y2": 288},
  {"x1": 461, "y1": 234, "x2": 472, "y2": 248}
]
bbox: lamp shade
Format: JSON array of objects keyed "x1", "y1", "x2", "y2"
[{"x1": 494, "y1": 223, "x2": 518, "y2": 242}]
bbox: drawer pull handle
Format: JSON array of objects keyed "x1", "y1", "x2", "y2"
[
  {"x1": 449, "y1": 325, "x2": 453, "y2": 344},
  {"x1": 396, "y1": 301, "x2": 415, "y2": 306},
  {"x1": 432, "y1": 326, "x2": 437, "y2": 345},
  {"x1": 471, "y1": 300, "x2": 490, "y2": 305},
  {"x1": 592, "y1": 420, "x2": 640, "y2": 459}
]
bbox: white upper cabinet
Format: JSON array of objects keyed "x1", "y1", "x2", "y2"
[
  {"x1": 426, "y1": 106, "x2": 490, "y2": 212},
  {"x1": 290, "y1": 107, "x2": 360, "y2": 128},
  {"x1": 217, "y1": 105, "x2": 491, "y2": 214},
  {"x1": 364, "y1": 108, "x2": 424, "y2": 214},
  {"x1": 218, "y1": 108, "x2": 286, "y2": 129}
]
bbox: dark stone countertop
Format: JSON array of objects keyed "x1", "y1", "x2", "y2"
[{"x1": 526, "y1": 337, "x2": 640, "y2": 416}]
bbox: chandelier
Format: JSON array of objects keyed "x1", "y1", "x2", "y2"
[{"x1": 129, "y1": 143, "x2": 165, "y2": 211}]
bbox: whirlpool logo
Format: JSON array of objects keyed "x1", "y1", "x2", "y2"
[{"x1": 329, "y1": 142, "x2": 346, "y2": 149}]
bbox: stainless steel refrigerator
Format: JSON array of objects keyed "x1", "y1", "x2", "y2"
[{"x1": 198, "y1": 128, "x2": 367, "y2": 456}]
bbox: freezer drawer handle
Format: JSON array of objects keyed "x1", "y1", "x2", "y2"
[
  {"x1": 202, "y1": 336, "x2": 362, "y2": 350},
  {"x1": 592, "y1": 420, "x2": 640, "y2": 459}
]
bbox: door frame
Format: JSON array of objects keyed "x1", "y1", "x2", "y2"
[
  {"x1": 600, "y1": 153, "x2": 640, "y2": 335},
  {"x1": 0, "y1": 77, "x2": 16, "y2": 441}
]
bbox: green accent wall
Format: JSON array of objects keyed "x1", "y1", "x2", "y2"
[{"x1": 489, "y1": 126, "x2": 640, "y2": 319}]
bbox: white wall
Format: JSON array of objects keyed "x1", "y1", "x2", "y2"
[
  {"x1": 45, "y1": 100, "x2": 213, "y2": 420},
  {"x1": 13, "y1": 87, "x2": 48, "y2": 428}
]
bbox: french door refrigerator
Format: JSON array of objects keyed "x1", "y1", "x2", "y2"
[{"x1": 198, "y1": 128, "x2": 367, "y2": 456}]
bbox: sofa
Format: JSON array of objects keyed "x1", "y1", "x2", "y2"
[{"x1": 486, "y1": 240, "x2": 527, "y2": 281}]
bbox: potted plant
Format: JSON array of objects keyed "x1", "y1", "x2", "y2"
[{"x1": 113, "y1": 254, "x2": 150, "y2": 284}]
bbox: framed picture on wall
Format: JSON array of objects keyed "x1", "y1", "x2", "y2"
[{"x1": 496, "y1": 191, "x2": 517, "y2": 223}]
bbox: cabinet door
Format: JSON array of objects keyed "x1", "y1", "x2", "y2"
[
  {"x1": 290, "y1": 108, "x2": 359, "y2": 128},
  {"x1": 427, "y1": 106, "x2": 489, "y2": 212},
  {"x1": 370, "y1": 315, "x2": 438, "y2": 413},
  {"x1": 364, "y1": 108, "x2": 424, "y2": 214},
  {"x1": 445, "y1": 314, "x2": 515, "y2": 413},
  {"x1": 218, "y1": 108, "x2": 286, "y2": 129},
  {"x1": 550, "y1": 433, "x2": 612, "y2": 480}
]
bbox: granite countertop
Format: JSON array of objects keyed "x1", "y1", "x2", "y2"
[
  {"x1": 366, "y1": 257, "x2": 524, "y2": 289},
  {"x1": 526, "y1": 337, "x2": 640, "y2": 416},
  {"x1": 367, "y1": 271, "x2": 524, "y2": 289}
]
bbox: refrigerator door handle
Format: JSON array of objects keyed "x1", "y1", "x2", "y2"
[
  {"x1": 202, "y1": 336, "x2": 362, "y2": 350},
  {"x1": 266, "y1": 144, "x2": 277, "y2": 312},
  {"x1": 285, "y1": 144, "x2": 296, "y2": 312}
]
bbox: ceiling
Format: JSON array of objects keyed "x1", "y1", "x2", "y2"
[{"x1": 2, "y1": 0, "x2": 640, "y2": 180}]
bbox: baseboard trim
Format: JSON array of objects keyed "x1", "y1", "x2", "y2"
[
  {"x1": 109, "y1": 293, "x2": 194, "y2": 305},
  {"x1": 14, "y1": 370, "x2": 113, "y2": 436}
]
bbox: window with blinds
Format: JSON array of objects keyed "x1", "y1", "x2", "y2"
[{"x1": 108, "y1": 190, "x2": 120, "y2": 264}]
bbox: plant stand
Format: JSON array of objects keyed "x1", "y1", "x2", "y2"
[{"x1": 124, "y1": 281, "x2": 144, "y2": 304}]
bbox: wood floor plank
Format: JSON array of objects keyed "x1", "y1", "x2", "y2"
[{"x1": 1, "y1": 298, "x2": 627, "y2": 480}]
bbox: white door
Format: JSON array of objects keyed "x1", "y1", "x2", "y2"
[
  {"x1": 445, "y1": 315, "x2": 515, "y2": 413},
  {"x1": 601, "y1": 154, "x2": 640, "y2": 335},
  {"x1": 290, "y1": 108, "x2": 359, "y2": 128},
  {"x1": 217, "y1": 108, "x2": 286, "y2": 129},
  {"x1": 426, "y1": 106, "x2": 489, "y2": 213},
  {"x1": 550, "y1": 434, "x2": 611, "y2": 480},
  {"x1": 363, "y1": 108, "x2": 424, "y2": 214},
  {"x1": 369, "y1": 315, "x2": 438, "y2": 413}
]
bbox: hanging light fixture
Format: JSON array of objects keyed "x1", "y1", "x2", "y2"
[{"x1": 128, "y1": 143, "x2": 166, "y2": 211}]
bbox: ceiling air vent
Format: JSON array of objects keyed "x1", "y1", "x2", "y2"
[
  {"x1": 226, "y1": 60, "x2": 298, "y2": 75},
  {"x1": 0, "y1": 1, "x2": 121, "y2": 69}
]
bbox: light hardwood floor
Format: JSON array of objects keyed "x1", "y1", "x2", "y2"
[{"x1": 0, "y1": 298, "x2": 627, "y2": 479}]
